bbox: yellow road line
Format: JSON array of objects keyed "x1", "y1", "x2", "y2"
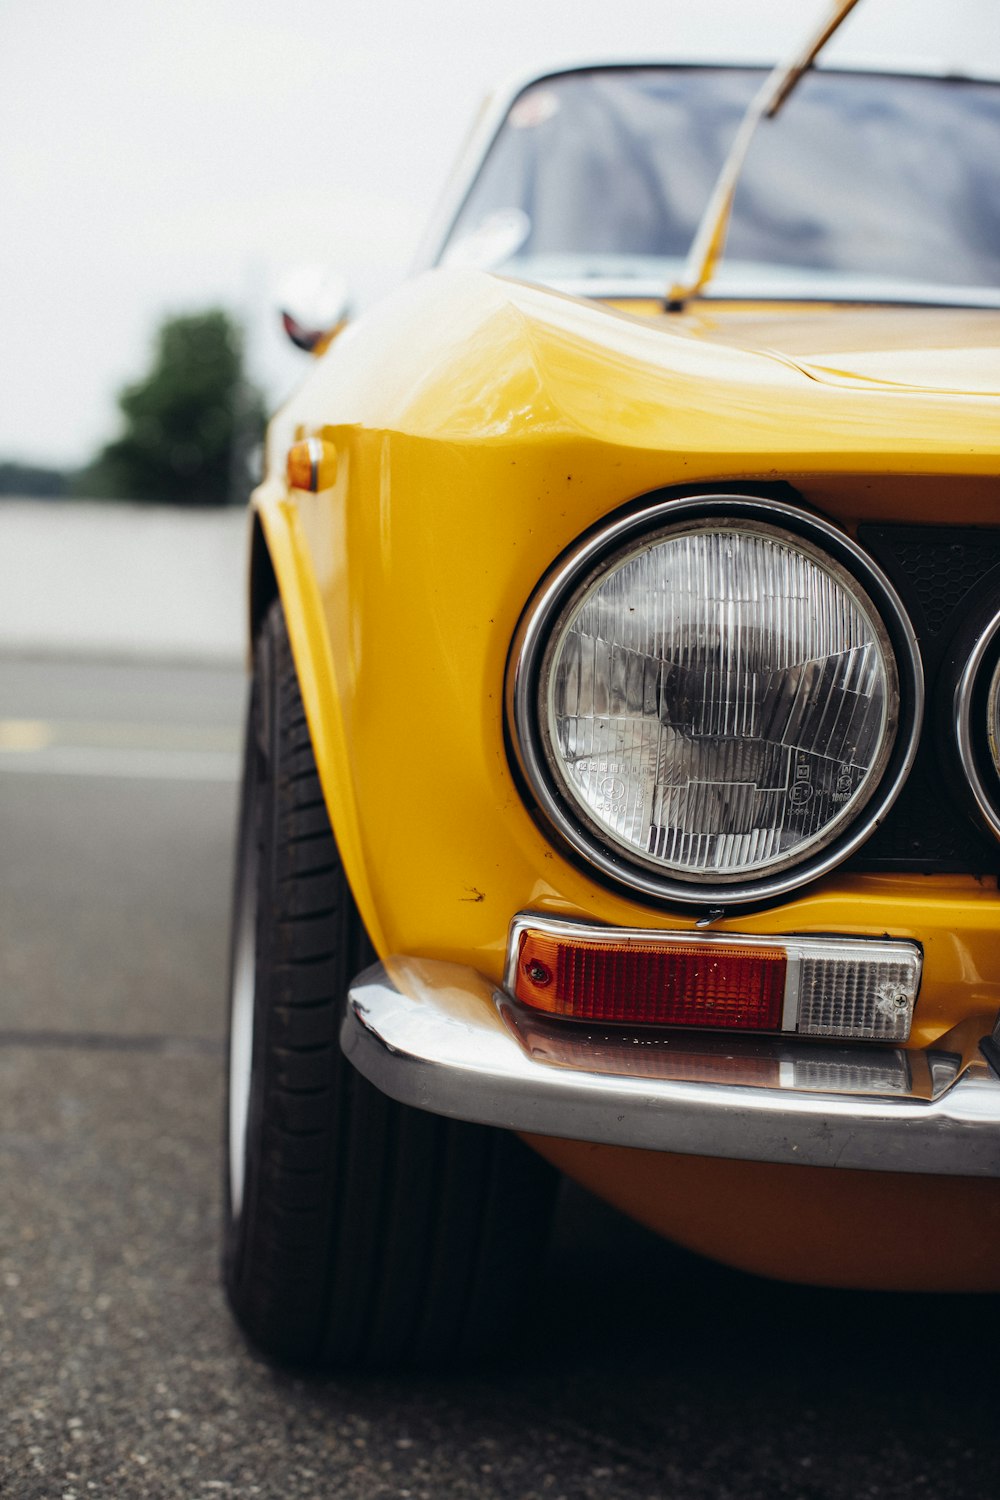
[
  {"x1": 0, "y1": 719, "x2": 241, "y2": 781},
  {"x1": 0, "y1": 719, "x2": 55, "y2": 751},
  {"x1": 0, "y1": 718, "x2": 239, "y2": 753}
]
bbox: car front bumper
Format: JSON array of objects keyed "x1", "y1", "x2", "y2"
[{"x1": 342, "y1": 956, "x2": 1000, "y2": 1178}]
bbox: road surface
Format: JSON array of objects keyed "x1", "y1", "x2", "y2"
[{"x1": 1, "y1": 655, "x2": 998, "y2": 1499}]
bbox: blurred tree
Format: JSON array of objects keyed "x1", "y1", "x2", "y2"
[{"x1": 77, "y1": 309, "x2": 265, "y2": 505}]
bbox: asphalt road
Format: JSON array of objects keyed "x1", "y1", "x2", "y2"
[{"x1": 1, "y1": 654, "x2": 999, "y2": 1500}]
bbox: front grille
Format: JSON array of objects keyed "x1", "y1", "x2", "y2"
[
  {"x1": 846, "y1": 524, "x2": 1000, "y2": 875},
  {"x1": 868, "y1": 528, "x2": 1000, "y2": 637}
]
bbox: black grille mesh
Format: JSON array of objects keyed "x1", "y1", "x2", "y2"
[
  {"x1": 847, "y1": 525, "x2": 1000, "y2": 874},
  {"x1": 877, "y1": 530, "x2": 1000, "y2": 636}
]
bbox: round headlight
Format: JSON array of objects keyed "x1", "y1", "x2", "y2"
[
  {"x1": 953, "y1": 605, "x2": 1000, "y2": 843},
  {"x1": 509, "y1": 496, "x2": 922, "y2": 906}
]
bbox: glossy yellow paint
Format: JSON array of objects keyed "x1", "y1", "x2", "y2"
[
  {"x1": 253, "y1": 268, "x2": 1000, "y2": 1047},
  {"x1": 526, "y1": 1136, "x2": 1000, "y2": 1291},
  {"x1": 253, "y1": 488, "x2": 388, "y2": 957}
]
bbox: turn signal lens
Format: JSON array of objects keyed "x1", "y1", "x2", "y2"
[
  {"x1": 286, "y1": 437, "x2": 337, "y2": 492},
  {"x1": 508, "y1": 917, "x2": 921, "y2": 1039},
  {"x1": 514, "y1": 929, "x2": 785, "y2": 1029}
]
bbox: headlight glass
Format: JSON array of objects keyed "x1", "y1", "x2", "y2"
[{"x1": 540, "y1": 521, "x2": 899, "y2": 882}]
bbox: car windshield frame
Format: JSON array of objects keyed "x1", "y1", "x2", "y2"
[{"x1": 424, "y1": 60, "x2": 1000, "y2": 309}]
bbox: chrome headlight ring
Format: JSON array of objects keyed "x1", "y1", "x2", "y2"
[{"x1": 506, "y1": 494, "x2": 924, "y2": 909}]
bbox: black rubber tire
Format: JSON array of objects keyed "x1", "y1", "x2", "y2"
[{"x1": 223, "y1": 600, "x2": 557, "y2": 1370}]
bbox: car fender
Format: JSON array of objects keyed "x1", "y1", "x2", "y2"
[
  {"x1": 251, "y1": 481, "x2": 389, "y2": 956},
  {"x1": 249, "y1": 269, "x2": 1000, "y2": 1030}
]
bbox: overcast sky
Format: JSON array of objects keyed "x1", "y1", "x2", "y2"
[{"x1": 2, "y1": 0, "x2": 997, "y2": 467}]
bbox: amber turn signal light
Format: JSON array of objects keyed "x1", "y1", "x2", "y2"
[
  {"x1": 507, "y1": 916, "x2": 921, "y2": 1040},
  {"x1": 514, "y1": 928, "x2": 786, "y2": 1030},
  {"x1": 286, "y1": 437, "x2": 337, "y2": 492}
]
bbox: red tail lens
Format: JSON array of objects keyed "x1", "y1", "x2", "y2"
[{"x1": 514, "y1": 930, "x2": 786, "y2": 1030}]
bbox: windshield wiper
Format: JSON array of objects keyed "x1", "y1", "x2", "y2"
[{"x1": 665, "y1": 0, "x2": 862, "y2": 311}]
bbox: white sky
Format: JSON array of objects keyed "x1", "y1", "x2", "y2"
[{"x1": 2, "y1": 0, "x2": 997, "y2": 467}]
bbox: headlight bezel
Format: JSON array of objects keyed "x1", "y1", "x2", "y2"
[{"x1": 506, "y1": 493, "x2": 924, "y2": 908}]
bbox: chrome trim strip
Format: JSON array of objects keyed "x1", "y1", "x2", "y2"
[
  {"x1": 505, "y1": 912, "x2": 921, "y2": 1042},
  {"x1": 781, "y1": 947, "x2": 802, "y2": 1033},
  {"x1": 343, "y1": 957, "x2": 1000, "y2": 1178},
  {"x1": 506, "y1": 494, "x2": 924, "y2": 908},
  {"x1": 954, "y1": 605, "x2": 1000, "y2": 843}
]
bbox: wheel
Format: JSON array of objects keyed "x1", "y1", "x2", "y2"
[{"x1": 223, "y1": 599, "x2": 557, "y2": 1370}]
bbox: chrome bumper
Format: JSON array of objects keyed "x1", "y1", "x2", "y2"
[{"x1": 342, "y1": 957, "x2": 1000, "y2": 1178}]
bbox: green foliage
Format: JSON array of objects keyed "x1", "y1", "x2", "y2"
[{"x1": 77, "y1": 309, "x2": 266, "y2": 505}]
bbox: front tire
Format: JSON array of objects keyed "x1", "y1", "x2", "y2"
[{"x1": 223, "y1": 600, "x2": 556, "y2": 1369}]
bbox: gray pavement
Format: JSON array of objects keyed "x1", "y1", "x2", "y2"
[{"x1": 2, "y1": 654, "x2": 1000, "y2": 1499}]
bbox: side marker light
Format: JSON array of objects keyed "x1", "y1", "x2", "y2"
[{"x1": 286, "y1": 437, "x2": 337, "y2": 492}]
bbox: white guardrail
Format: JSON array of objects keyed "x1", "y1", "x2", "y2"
[{"x1": 0, "y1": 500, "x2": 248, "y2": 662}]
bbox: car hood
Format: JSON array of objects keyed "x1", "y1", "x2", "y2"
[
  {"x1": 273, "y1": 270, "x2": 1000, "y2": 473},
  {"x1": 668, "y1": 305, "x2": 1000, "y2": 397}
]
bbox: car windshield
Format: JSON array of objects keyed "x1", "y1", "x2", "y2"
[{"x1": 438, "y1": 66, "x2": 1000, "y2": 303}]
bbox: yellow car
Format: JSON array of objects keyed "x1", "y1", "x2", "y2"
[{"x1": 223, "y1": 34, "x2": 1000, "y2": 1370}]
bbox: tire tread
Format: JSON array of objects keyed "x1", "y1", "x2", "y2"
[{"x1": 224, "y1": 600, "x2": 556, "y2": 1370}]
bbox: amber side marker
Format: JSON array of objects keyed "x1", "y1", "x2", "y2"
[
  {"x1": 514, "y1": 929, "x2": 786, "y2": 1030},
  {"x1": 286, "y1": 437, "x2": 338, "y2": 492}
]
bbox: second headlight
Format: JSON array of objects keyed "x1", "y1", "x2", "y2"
[{"x1": 508, "y1": 495, "x2": 923, "y2": 906}]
